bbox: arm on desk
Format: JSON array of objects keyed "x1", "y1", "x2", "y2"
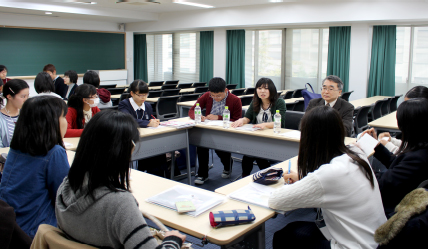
[
  {"x1": 65, "y1": 108, "x2": 83, "y2": 137},
  {"x1": 188, "y1": 93, "x2": 209, "y2": 120}
]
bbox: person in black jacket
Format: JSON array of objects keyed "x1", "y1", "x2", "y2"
[
  {"x1": 362, "y1": 98, "x2": 428, "y2": 218},
  {"x1": 43, "y1": 64, "x2": 67, "y2": 98},
  {"x1": 63, "y1": 70, "x2": 78, "y2": 100}
]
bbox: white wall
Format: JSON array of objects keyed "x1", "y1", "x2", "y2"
[
  {"x1": 213, "y1": 29, "x2": 226, "y2": 80},
  {"x1": 125, "y1": 31, "x2": 134, "y2": 84}
]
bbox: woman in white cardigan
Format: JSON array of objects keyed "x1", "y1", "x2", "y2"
[{"x1": 268, "y1": 106, "x2": 386, "y2": 249}]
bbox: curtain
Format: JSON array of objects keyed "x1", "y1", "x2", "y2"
[
  {"x1": 367, "y1": 25, "x2": 396, "y2": 97},
  {"x1": 327, "y1": 26, "x2": 351, "y2": 92},
  {"x1": 134, "y1": 34, "x2": 148, "y2": 82},
  {"x1": 226, "y1": 30, "x2": 245, "y2": 88},
  {"x1": 199, "y1": 31, "x2": 213, "y2": 83}
]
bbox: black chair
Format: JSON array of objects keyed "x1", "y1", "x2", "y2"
[
  {"x1": 156, "y1": 96, "x2": 181, "y2": 121},
  {"x1": 194, "y1": 86, "x2": 209, "y2": 94},
  {"x1": 277, "y1": 91, "x2": 283, "y2": 98},
  {"x1": 293, "y1": 100, "x2": 305, "y2": 112},
  {"x1": 164, "y1": 80, "x2": 179, "y2": 86},
  {"x1": 240, "y1": 96, "x2": 253, "y2": 106},
  {"x1": 100, "y1": 106, "x2": 118, "y2": 111},
  {"x1": 192, "y1": 82, "x2": 206, "y2": 87},
  {"x1": 286, "y1": 102, "x2": 296, "y2": 111},
  {"x1": 283, "y1": 90, "x2": 294, "y2": 99},
  {"x1": 99, "y1": 84, "x2": 117, "y2": 89},
  {"x1": 119, "y1": 93, "x2": 130, "y2": 102},
  {"x1": 148, "y1": 91, "x2": 163, "y2": 98},
  {"x1": 381, "y1": 98, "x2": 392, "y2": 116},
  {"x1": 354, "y1": 105, "x2": 372, "y2": 134},
  {"x1": 149, "y1": 81, "x2": 164, "y2": 86},
  {"x1": 106, "y1": 87, "x2": 126, "y2": 95},
  {"x1": 389, "y1": 95, "x2": 403, "y2": 112},
  {"x1": 245, "y1": 88, "x2": 255, "y2": 95},
  {"x1": 231, "y1": 89, "x2": 245, "y2": 96},
  {"x1": 371, "y1": 99, "x2": 388, "y2": 120},
  {"x1": 177, "y1": 83, "x2": 193, "y2": 89},
  {"x1": 161, "y1": 84, "x2": 177, "y2": 90},
  {"x1": 161, "y1": 89, "x2": 181, "y2": 97},
  {"x1": 179, "y1": 93, "x2": 200, "y2": 102},
  {"x1": 292, "y1": 89, "x2": 305, "y2": 98},
  {"x1": 241, "y1": 109, "x2": 246, "y2": 118},
  {"x1": 283, "y1": 111, "x2": 305, "y2": 130},
  {"x1": 340, "y1": 91, "x2": 354, "y2": 102},
  {"x1": 227, "y1": 84, "x2": 238, "y2": 89}
]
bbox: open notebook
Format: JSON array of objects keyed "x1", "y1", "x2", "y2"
[{"x1": 146, "y1": 185, "x2": 225, "y2": 217}]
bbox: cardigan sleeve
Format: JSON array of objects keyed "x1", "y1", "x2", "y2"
[
  {"x1": 64, "y1": 107, "x2": 83, "y2": 138},
  {"x1": 188, "y1": 93, "x2": 209, "y2": 119},
  {"x1": 244, "y1": 101, "x2": 255, "y2": 122},
  {"x1": 229, "y1": 95, "x2": 242, "y2": 122}
]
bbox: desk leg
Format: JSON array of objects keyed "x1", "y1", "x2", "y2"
[
  {"x1": 258, "y1": 223, "x2": 266, "y2": 249},
  {"x1": 170, "y1": 152, "x2": 175, "y2": 180},
  {"x1": 179, "y1": 106, "x2": 184, "y2": 117},
  {"x1": 186, "y1": 129, "x2": 192, "y2": 185}
]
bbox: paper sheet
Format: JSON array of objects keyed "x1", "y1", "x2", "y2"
[
  {"x1": 279, "y1": 130, "x2": 301, "y2": 139},
  {"x1": 356, "y1": 134, "x2": 379, "y2": 157},
  {"x1": 229, "y1": 182, "x2": 283, "y2": 213},
  {"x1": 64, "y1": 142, "x2": 72, "y2": 147},
  {"x1": 203, "y1": 120, "x2": 224, "y2": 127},
  {"x1": 234, "y1": 124, "x2": 261, "y2": 131}
]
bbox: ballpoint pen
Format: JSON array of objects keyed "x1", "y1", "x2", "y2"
[{"x1": 287, "y1": 159, "x2": 291, "y2": 184}]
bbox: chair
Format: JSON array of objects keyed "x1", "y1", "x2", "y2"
[
  {"x1": 100, "y1": 106, "x2": 118, "y2": 111},
  {"x1": 148, "y1": 91, "x2": 163, "y2": 98},
  {"x1": 98, "y1": 84, "x2": 117, "y2": 89},
  {"x1": 161, "y1": 89, "x2": 181, "y2": 97},
  {"x1": 119, "y1": 93, "x2": 130, "y2": 102},
  {"x1": 227, "y1": 84, "x2": 238, "y2": 89},
  {"x1": 192, "y1": 82, "x2": 206, "y2": 87},
  {"x1": 194, "y1": 86, "x2": 209, "y2": 94},
  {"x1": 240, "y1": 96, "x2": 253, "y2": 106},
  {"x1": 277, "y1": 91, "x2": 283, "y2": 98},
  {"x1": 164, "y1": 80, "x2": 179, "y2": 86},
  {"x1": 106, "y1": 87, "x2": 126, "y2": 95},
  {"x1": 293, "y1": 100, "x2": 305, "y2": 112},
  {"x1": 231, "y1": 89, "x2": 246, "y2": 96},
  {"x1": 340, "y1": 91, "x2": 354, "y2": 102},
  {"x1": 245, "y1": 88, "x2": 255, "y2": 95},
  {"x1": 354, "y1": 105, "x2": 372, "y2": 134},
  {"x1": 283, "y1": 90, "x2": 294, "y2": 99},
  {"x1": 389, "y1": 95, "x2": 403, "y2": 112},
  {"x1": 179, "y1": 93, "x2": 200, "y2": 102},
  {"x1": 149, "y1": 81, "x2": 164, "y2": 86},
  {"x1": 156, "y1": 96, "x2": 181, "y2": 121},
  {"x1": 292, "y1": 89, "x2": 305, "y2": 98},
  {"x1": 31, "y1": 224, "x2": 98, "y2": 249},
  {"x1": 371, "y1": 99, "x2": 388, "y2": 120},
  {"x1": 381, "y1": 98, "x2": 392, "y2": 116},
  {"x1": 286, "y1": 102, "x2": 296, "y2": 111},
  {"x1": 177, "y1": 83, "x2": 193, "y2": 89},
  {"x1": 283, "y1": 111, "x2": 305, "y2": 130},
  {"x1": 161, "y1": 84, "x2": 177, "y2": 90}
]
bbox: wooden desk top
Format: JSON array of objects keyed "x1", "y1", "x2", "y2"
[
  {"x1": 180, "y1": 88, "x2": 196, "y2": 93},
  {"x1": 177, "y1": 100, "x2": 196, "y2": 107},
  {"x1": 111, "y1": 94, "x2": 121, "y2": 99},
  {"x1": 63, "y1": 137, "x2": 80, "y2": 151},
  {"x1": 280, "y1": 89, "x2": 294, "y2": 95},
  {"x1": 349, "y1": 96, "x2": 390, "y2": 108},
  {"x1": 129, "y1": 169, "x2": 275, "y2": 245},
  {"x1": 138, "y1": 126, "x2": 183, "y2": 138},
  {"x1": 0, "y1": 147, "x2": 75, "y2": 166},
  {"x1": 368, "y1": 111, "x2": 398, "y2": 130},
  {"x1": 149, "y1": 86, "x2": 162, "y2": 90}
]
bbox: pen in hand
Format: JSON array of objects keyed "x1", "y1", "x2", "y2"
[{"x1": 287, "y1": 160, "x2": 291, "y2": 184}]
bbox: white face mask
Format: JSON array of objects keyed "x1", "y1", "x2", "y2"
[{"x1": 87, "y1": 98, "x2": 99, "y2": 108}]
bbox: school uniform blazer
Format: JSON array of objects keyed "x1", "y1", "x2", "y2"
[
  {"x1": 64, "y1": 106, "x2": 100, "y2": 138},
  {"x1": 305, "y1": 97, "x2": 354, "y2": 136},
  {"x1": 374, "y1": 144, "x2": 428, "y2": 217},
  {"x1": 118, "y1": 98, "x2": 153, "y2": 128},
  {"x1": 65, "y1": 84, "x2": 77, "y2": 100},
  {"x1": 188, "y1": 91, "x2": 242, "y2": 121},
  {"x1": 53, "y1": 77, "x2": 68, "y2": 99}
]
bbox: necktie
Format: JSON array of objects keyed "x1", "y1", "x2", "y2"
[
  {"x1": 137, "y1": 109, "x2": 144, "y2": 119},
  {"x1": 326, "y1": 103, "x2": 330, "y2": 107}
]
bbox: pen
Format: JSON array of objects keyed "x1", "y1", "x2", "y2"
[
  {"x1": 287, "y1": 160, "x2": 291, "y2": 184},
  {"x1": 151, "y1": 115, "x2": 156, "y2": 119}
]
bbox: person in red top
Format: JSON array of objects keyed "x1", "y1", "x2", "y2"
[
  {"x1": 188, "y1": 77, "x2": 242, "y2": 185},
  {"x1": 65, "y1": 84, "x2": 100, "y2": 137},
  {"x1": 0, "y1": 65, "x2": 11, "y2": 93}
]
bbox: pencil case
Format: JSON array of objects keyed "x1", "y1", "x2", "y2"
[
  {"x1": 252, "y1": 167, "x2": 283, "y2": 185},
  {"x1": 209, "y1": 207, "x2": 256, "y2": 228}
]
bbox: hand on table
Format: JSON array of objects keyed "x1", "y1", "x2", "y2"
[
  {"x1": 200, "y1": 116, "x2": 206, "y2": 122},
  {"x1": 253, "y1": 123, "x2": 269, "y2": 129},
  {"x1": 283, "y1": 170, "x2": 299, "y2": 184},
  {"x1": 231, "y1": 118, "x2": 244, "y2": 128},
  {"x1": 165, "y1": 230, "x2": 186, "y2": 243},
  {"x1": 148, "y1": 119, "x2": 160, "y2": 127},
  {"x1": 206, "y1": 114, "x2": 219, "y2": 120}
]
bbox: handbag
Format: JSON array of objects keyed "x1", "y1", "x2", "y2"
[
  {"x1": 252, "y1": 167, "x2": 283, "y2": 185},
  {"x1": 302, "y1": 83, "x2": 321, "y2": 111},
  {"x1": 209, "y1": 206, "x2": 256, "y2": 228}
]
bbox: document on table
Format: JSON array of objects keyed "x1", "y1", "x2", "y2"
[
  {"x1": 160, "y1": 120, "x2": 195, "y2": 129},
  {"x1": 234, "y1": 124, "x2": 261, "y2": 131},
  {"x1": 279, "y1": 130, "x2": 301, "y2": 139},
  {"x1": 146, "y1": 185, "x2": 225, "y2": 217},
  {"x1": 64, "y1": 142, "x2": 73, "y2": 147},
  {"x1": 203, "y1": 120, "x2": 224, "y2": 127}
]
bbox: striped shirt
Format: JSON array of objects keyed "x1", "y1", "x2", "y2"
[{"x1": 0, "y1": 112, "x2": 18, "y2": 147}]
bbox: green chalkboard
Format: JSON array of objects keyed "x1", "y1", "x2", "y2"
[{"x1": 0, "y1": 27, "x2": 125, "y2": 76}]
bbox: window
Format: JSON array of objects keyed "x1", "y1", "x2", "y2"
[{"x1": 147, "y1": 34, "x2": 173, "y2": 82}]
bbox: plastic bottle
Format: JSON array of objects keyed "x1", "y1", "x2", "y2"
[
  {"x1": 195, "y1": 103, "x2": 201, "y2": 124},
  {"x1": 274, "y1": 110, "x2": 281, "y2": 133},
  {"x1": 223, "y1": 106, "x2": 230, "y2": 128}
]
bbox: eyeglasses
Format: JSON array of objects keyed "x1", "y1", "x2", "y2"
[
  {"x1": 134, "y1": 93, "x2": 148, "y2": 98},
  {"x1": 321, "y1": 87, "x2": 340, "y2": 92},
  {"x1": 85, "y1": 94, "x2": 99, "y2": 99}
]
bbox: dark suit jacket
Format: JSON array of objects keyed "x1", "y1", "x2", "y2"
[
  {"x1": 64, "y1": 84, "x2": 77, "y2": 100},
  {"x1": 53, "y1": 76, "x2": 68, "y2": 99},
  {"x1": 305, "y1": 97, "x2": 354, "y2": 136},
  {"x1": 118, "y1": 98, "x2": 153, "y2": 128}
]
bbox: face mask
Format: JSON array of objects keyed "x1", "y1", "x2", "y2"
[{"x1": 88, "y1": 98, "x2": 99, "y2": 108}]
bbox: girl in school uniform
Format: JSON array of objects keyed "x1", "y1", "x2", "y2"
[
  {"x1": 65, "y1": 84, "x2": 100, "y2": 137},
  {"x1": 231, "y1": 77, "x2": 286, "y2": 177},
  {"x1": 63, "y1": 70, "x2": 78, "y2": 100},
  {"x1": 0, "y1": 96, "x2": 70, "y2": 238},
  {"x1": 34, "y1": 72, "x2": 62, "y2": 98},
  {"x1": 0, "y1": 79, "x2": 29, "y2": 148}
]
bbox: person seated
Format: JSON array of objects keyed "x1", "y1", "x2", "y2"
[
  {"x1": 43, "y1": 64, "x2": 67, "y2": 98},
  {"x1": 188, "y1": 77, "x2": 242, "y2": 185},
  {"x1": 34, "y1": 72, "x2": 62, "y2": 98},
  {"x1": 63, "y1": 70, "x2": 78, "y2": 100},
  {"x1": 65, "y1": 84, "x2": 100, "y2": 137},
  {"x1": 0, "y1": 80, "x2": 29, "y2": 148},
  {"x1": 0, "y1": 65, "x2": 11, "y2": 93},
  {"x1": 83, "y1": 70, "x2": 112, "y2": 108},
  {"x1": 55, "y1": 110, "x2": 186, "y2": 249},
  {"x1": 0, "y1": 96, "x2": 70, "y2": 238},
  {"x1": 268, "y1": 105, "x2": 386, "y2": 249},
  {"x1": 231, "y1": 78, "x2": 286, "y2": 177},
  {"x1": 305, "y1": 75, "x2": 354, "y2": 136},
  {"x1": 362, "y1": 98, "x2": 428, "y2": 218},
  {"x1": 0, "y1": 199, "x2": 32, "y2": 249}
]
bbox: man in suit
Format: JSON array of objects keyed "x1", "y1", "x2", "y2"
[{"x1": 305, "y1": 75, "x2": 354, "y2": 136}]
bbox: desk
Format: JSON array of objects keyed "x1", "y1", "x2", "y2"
[
  {"x1": 349, "y1": 96, "x2": 390, "y2": 108},
  {"x1": 368, "y1": 111, "x2": 398, "y2": 132},
  {"x1": 63, "y1": 137, "x2": 80, "y2": 151},
  {"x1": 149, "y1": 86, "x2": 162, "y2": 90},
  {"x1": 0, "y1": 147, "x2": 76, "y2": 165},
  {"x1": 111, "y1": 94, "x2": 121, "y2": 99},
  {"x1": 130, "y1": 169, "x2": 274, "y2": 247}
]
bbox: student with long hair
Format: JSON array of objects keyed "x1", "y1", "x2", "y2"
[
  {"x1": 65, "y1": 84, "x2": 100, "y2": 137},
  {"x1": 83, "y1": 70, "x2": 112, "y2": 108},
  {"x1": 63, "y1": 70, "x2": 78, "y2": 100},
  {"x1": 0, "y1": 79, "x2": 29, "y2": 148},
  {"x1": 34, "y1": 72, "x2": 62, "y2": 98},
  {"x1": 231, "y1": 78, "x2": 286, "y2": 177},
  {"x1": 0, "y1": 96, "x2": 69, "y2": 238},
  {"x1": 362, "y1": 98, "x2": 428, "y2": 217},
  {"x1": 56, "y1": 110, "x2": 186, "y2": 249},
  {"x1": 269, "y1": 106, "x2": 386, "y2": 248}
]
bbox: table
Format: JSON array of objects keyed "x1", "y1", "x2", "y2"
[
  {"x1": 130, "y1": 169, "x2": 274, "y2": 248},
  {"x1": 64, "y1": 137, "x2": 80, "y2": 151},
  {"x1": 349, "y1": 96, "x2": 390, "y2": 108},
  {"x1": 111, "y1": 94, "x2": 121, "y2": 99},
  {"x1": 0, "y1": 147, "x2": 76, "y2": 165},
  {"x1": 368, "y1": 111, "x2": 398, "y2": 132}
]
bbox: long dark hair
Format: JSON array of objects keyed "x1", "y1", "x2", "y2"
[
  {"x1": 10, "y1": 96, "x2": 68, "y2": 156},
  {"x1": 298, "y1": 106, "x2": 374, "y2": 187},
  {"x1": 68, "y1": 110, "x2": 140, "y2": 199},
  {"x1": 396, "y1": 98, "x2": 428, "y2": 155},
  {"x1": 252, "y1": 78, "x2": 278, "y2": 113},
  {"x1": 67, "y1": 84, "x2": 97, "y2": 129},
  {"x1": 2, "y1": 79, "x2": 29, "y2": 107},
  {"x1": 34, "y1": 72, "x2": 55, "y2": 93}
]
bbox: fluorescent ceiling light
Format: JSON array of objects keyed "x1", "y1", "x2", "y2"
[
  {"x1": 269, "y1": 0, "x2": 283, "y2": 2},
  {"x1": 174, "y1": 1, "x2": 213, "y2": 8},
  {"x1": 45, "y1": 11, "x2": 52, "y2": 14},
  {"x1": 64, "y1": 1, "x2": 97, "y2": 4}
]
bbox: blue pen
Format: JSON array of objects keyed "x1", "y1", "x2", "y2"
[{"x1": 287, "y1": 160, "x2": 291, "y2": 184}]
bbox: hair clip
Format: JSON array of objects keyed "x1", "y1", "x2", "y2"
[
  {"x1": 131, "y1": 140, "x2": 136, "y2": 147},
  {"x1": 9, "y1": 87, "x2": 15, "y2": 94}
]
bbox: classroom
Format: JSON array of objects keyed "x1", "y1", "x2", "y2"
[{"x1": 0, "y1": 0, "x2": 428, "y2": 249}]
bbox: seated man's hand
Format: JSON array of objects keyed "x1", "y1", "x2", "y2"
[{"x1": 206, "y1": 114, "x2": 219, "y2": 120}]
